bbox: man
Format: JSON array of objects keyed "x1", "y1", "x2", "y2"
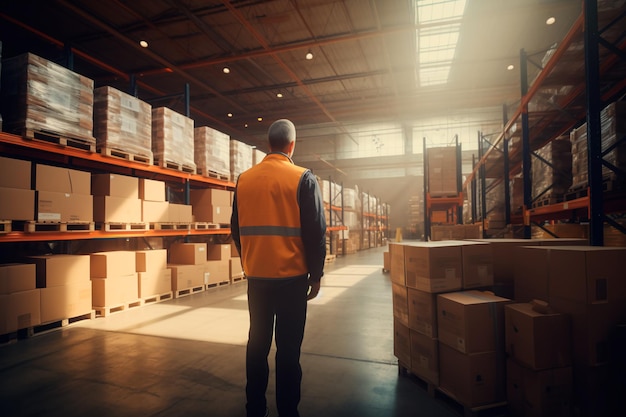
[{"x1": 231, "y1": 119, "x2": 327, "y2": 417}]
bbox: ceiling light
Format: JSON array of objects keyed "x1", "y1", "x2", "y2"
[
  {"x1": 276, "y1": 93, "x2": 283, "y2": 98},
  {"x1": 244, "y1": 123, "x2": 249, "y2": 128},
  {"x1": 305, "y1": 50, "x2": 313, "y2": 60},
  {"x1": 223, "y1": 67, "x2": 230, "y2": 74},
  {"x1": 139, "y1": 40, "x2": 148, "y2": 48},
  {"x1": 507, "y1": 64, "x2": 515, "y2": 71},
  {"x1": 227, "y1": 113, "x2": 233, "y2": 118},
  {"x1": 257, "y1": 117, "x2": 263, "y2": 122},
  {"x1": 546, "y1": 16, "x2": 556, "y2": 25}
]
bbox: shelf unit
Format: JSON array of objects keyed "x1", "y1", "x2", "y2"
[
  {"x1": 0, "y1": 131, "x2": 235, "y2": 244},
  {"x1": 464, "y1": 1, "x2": 626, "y2": 244},
  {"x1": 324, "y1": 178, "x2": 348, "y2": 256}
]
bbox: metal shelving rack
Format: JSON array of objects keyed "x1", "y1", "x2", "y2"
[
  {"x1": 325, "y1": 177, "x2": 347, "y2": 256},
  {"x1": 465, "y1": 1, "x2": 626, "y2": 245}
]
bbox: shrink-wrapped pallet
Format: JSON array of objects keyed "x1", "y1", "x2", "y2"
[
  {"x1": 230, "y1": 139, "x2": 253, "y2": 181},
  {"x1": 427, "y1": 146, "x2": 458, "y2": 196},
  {"x1": 0, "y1": 52, "x2": 94, "y2": 142},
  {"x1": 253, "y1": 148, "x2": 267, "y2": 165},
  {"x1": 151, "y1": 107, "x2": 195, "y2": 172},
  {"x1": 94, "y1": 86, "x2": 152, "y2": 160},
  {"x1": 194, "y1": 126, "x2": 230, "y2": 178},
  {"x1": 531, "y1": 139, "x2": 572, "y2": 202}
]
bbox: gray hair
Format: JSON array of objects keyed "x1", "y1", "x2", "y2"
[{"x1": 268, "y1": 119, "x2": 296, "y2": 150}]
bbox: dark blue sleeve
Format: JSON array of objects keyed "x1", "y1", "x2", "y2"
[
  {"x1": 230, "y1": 184, "x2": 241, "y2": 256},
  {"x1": 299, "y1": 170, "x2": 327, "y2": 282}
]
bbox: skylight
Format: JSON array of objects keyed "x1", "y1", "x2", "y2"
[{"x1": 416, "y1": 0, "x2": 467, "y2": 87}]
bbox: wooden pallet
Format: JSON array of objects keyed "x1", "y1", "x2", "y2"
[
  {"x1": 324, "y1": 254, "x2": 336, "y2": 264},
  {"x1": 149, "y1": 222, "x2": 192, "y2": 231},
  {"x1": 154, "y1": 158, "x2": 196, "y2": 174},
  {"x1": 197, "y1": 167, "x2": 230, "y2": 181},
  {"x1": 1, "y1": 311, "x2": 95, "y2": 345},
  {"x1": 24, "y1": 221, "x2": 95, "y2": 232},
  {"x1": 94, "y1": 300, "x2": 142, "y2": 318},
  {"x1": 23, "y1": 128, "x2": 96, "y2": 152},
  {"x1": 98, "y1": 222, "x2": 149, "y2": 232},
  {"x1": 192, "y1": 222, "x2": 219, "y2": 230},
  {"x1": 532, "y1": 194, "x2": 564, "y2": 208},
  {"x1": 231, "y1": 275, "x2": 246, "y2": 284},
  {"x1": 140, "y1": 291, "x2": 173, "y2": 306},
  {"x1": 98, "y1": 147, "x2": 153, "y2": 165},
  {"x1": 206, "y1": 280, "x2": 231, "y2": 289},
  {"x1": 0, "y1": 220, "x2": 11, "y2": 234},
  {"x1": 565, "y1": 184, "x2": 589, "y2": 201},
  {"x1": 174, "y1": 285, "x2": 205, "y2": 298}
]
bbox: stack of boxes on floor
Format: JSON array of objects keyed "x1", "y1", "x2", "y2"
[
  {"x1": 169, "y1": 243, "x2": 208, "y2": 297},
  {"x1": 391, "y1": 238, "x2": 626, "y2": 416},
  {"x1": 90, "y1": 251, "x2": 139, "y2": 313},
  {"x1": 136, "y1": 249, "x2": 171, "y2": 301}
]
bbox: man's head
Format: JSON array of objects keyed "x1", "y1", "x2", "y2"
[{"x1": 268, "y1": 119, "x2": 296, "y2": 156}]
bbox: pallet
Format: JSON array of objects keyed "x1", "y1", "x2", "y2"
[
  {"x1": 1, "y1": 311, "x2": 95, "y2": 345},
  {"x1": 98, "y1": 147, "x2": 153, "y2": 165},
  {"x1": 531, "y1": 194, "x2": 564, "y2": 208},
  {"x1": 24, "y1": 221, "x2": 95, "y2": 233},
  {"x1": 154, "y1": 158, "x2": 196, "y2": 174},
  {"x1": 231, "y1": 274, "x2": 246, "y2": 284},
  {"x1": 98, "y1": 222, "x2": 149, "y2": 232},
  {"x1": 140, "y1": 291, "x2": 173, "y2": 306},
  {"x1": 398, "y1": 361, "x2": 507, "y2": 417},
  {"x1": 197, "y1": 167, "x2": 230, "y2": 181},
  {"x1": 174, "y1": 285, "x2": 205, "y2": 298},
  {"x1": 324, "y1": 254, "x2": 336, "y2": 264},
  {"x1": 149, "y1": 222, "x2": 192, "y2": 231},
  {"x1": 94, "y1": 300, "x2": 142, "y2": 318},
  {"x1": 192, "y1": 222, "x2": 219, "y2": 230},
  {"x1": 206, "y1": 280, "x2": 230, "y2": 289},
  {"x1": 23, "y1": 128, "x2": 96, "y2": 152},
  {"x1": 565, "y1": 184, "x2": 589, "y2": 201},
  {"x1": 0, "y1": 220, "x2": 11, "y2": 233}
]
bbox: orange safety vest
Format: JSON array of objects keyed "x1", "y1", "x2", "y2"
[{"x1": 235, "y1": 153, "x2": 309, "y2": 279}]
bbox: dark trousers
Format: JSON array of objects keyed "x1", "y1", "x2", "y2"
[{"x1": 246, "y1": 276, "x2": 308, "y2": 417}]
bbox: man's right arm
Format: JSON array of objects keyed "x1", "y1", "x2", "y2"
[{"x1": 230, "y1": 186, "x2": 241, "y2": 256}]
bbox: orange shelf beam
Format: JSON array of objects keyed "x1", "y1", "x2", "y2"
[{"x1": 0, "y1": 228, "x2": 231, "y2": 243}]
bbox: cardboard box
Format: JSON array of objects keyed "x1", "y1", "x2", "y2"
[
  {"x1": 91, "y1": 173, "x2": 139, "y2": 198},
  {"x1": 0, "y1": 156, "x2": 31, "y2": 189},
  {"x1": 229, "y1": 258, "x2": 244, "y2": 282},
  {"x1": 169, "y1": 264, "x2": 205, "y2": 291},
  {"x1": 37, "y1": 191, "x2": 93, "y2": 222},
  {"x1": 135, "y1": 249, "x2": 168, "y2": 273},
  {"x1": 389, "y1": 243, "x2": 406, "y2": 286},
  {"x1": 91, "y1": 274, "x2": 138, "y2": 307},
  {"x1": 139, "y1": 178, "x2": 166, "y2": 202},
  {"x1": 141, "y1": 200, "x2": 169, "y2": 223},
  {"x1": 505, "y1": 302, "x2": 572, "y2": 370},
  {"x1": 0, "y1": 187, "x2": 35, "y2": 220},
  {"x1": 409, "y1": 330, "x2": 439, "y2": 385},
  {"x1": 35, "y1": 164, "x2": 91, "y2": 194},
  {"x1": 404, "y1": 242, "x2": 462, "y2": 293},
  {"x1": 169, "y1": 243, "x2": 207, "y2": 265},
  {"x1": 138, "y1": 269, "x2": 171, "y2": 298},
  {"x1": 167, "y1": 203, "x2": 193, "y2": 223},
  {"x1": 467, "y1": 239, "x2": 539, "y2": 287},
  {"x1": 392, "y1": 283, "x2": 409, "y2": 327},
  {"x1": 383, "y1": 251, "x2": 390, "y2": 271},
  {"x1": 90, "y1": 251, "x2": 137, "y2": 278},
  {"x1": 514, "y1": 246, "x2": 550, "y2": 303},
  {"x1": 29, "y1": 254, "x2": 90, "y2": 288},
  {"x1": 230, "y1": 241, "x2": 240, "y2": 258},
  {"x1": 206, "y1": 244, "x2": 230, "y2": 261},
  {"x1": 93, "y1": 195, "x2": 142, "y2": 223},
  {"x1": 437, "y1": 290, "x2": 511, "y2": 354},
  {"x1": 439, "y1": 343, "x2": 505, "y2": 408},
  {"x1": 40, "y1": 280, "x2": 92, "y2": 323},
  {"x1": 192, "y1": 204, "x2": 231, "y2": 223},
  {"x1": 190, "y1": 188, "x2": 232, "y2": 207},
  {"x1": 0, "y1": 263, "x2": 36, "y2": 294},
  {"x1": 0, "y1": 289, "x2": 41, "y2": 333},
  {"x1": 393, "y1": 318, "x2": 411, "y2": 367},
  {"x1": 408, "y1": 288, "x2": 438, "y2": 338},
  {"x1": 507, "y1": 359, "x2": 573, "y2": 417},
  {"x1": 457, "y1": 241, "x2": 494, "y2": 289},
  {"x1": 205, "y1": 259, "x2": 230, "y2": 285}
]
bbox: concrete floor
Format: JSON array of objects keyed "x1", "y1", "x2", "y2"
[{"x1": 0, "y1": 245, "x2": 467, "y2": 417}]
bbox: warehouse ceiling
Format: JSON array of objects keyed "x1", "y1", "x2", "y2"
[{"x1": 0, "y1": 0, "x2": 584, "y2": 175}]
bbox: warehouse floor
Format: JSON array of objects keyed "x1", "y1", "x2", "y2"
[{"x1": 0, "y1": 245, "x2": 474, "y2": 417}]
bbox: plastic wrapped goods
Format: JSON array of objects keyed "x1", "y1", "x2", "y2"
[
  {"x1": 194, "y1": 126, "x2": 230, "y2": 178},
  {"x1": 152, "y1": 107, "x2": 195, "y2": 171},
  {"x1": 531, "y1": 139, "x2": 572, "y2": 200},
  {"x1": 229, "y1": 139, "x2": 253, "y2": 181}
]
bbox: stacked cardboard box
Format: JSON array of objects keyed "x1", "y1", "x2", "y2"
[
  {"x1": 136, "y1": 249, "x2": 171, "y2": 299},
  {"x1": 0, "y1": 156, "x2": 34, "y2": 221},
  {"x1": 229, "y1": 242, "x2": 244, "y2": 283},
  {"x1": 0, "y1": 52, "x2": 94, "y2": 142},
  {"x1": 35, "y1": 164, "x2": 93, "y2": 223},
  {"x1": 152, "y1": 107, "x2": 196, "y2": 171},
  {"x1": 93, "y1": 86, "x2": 152, "y2": 160},
  {"x1": 505, "y1": 302, "x2": 573, "y2": 417},
  {"x1": 92, "y1": 173, "x2": 141, "y2": 224},
  {"x1": 531, "y1": 139, "x2": 572, "y2": 204},
  {"x1": 229, "y1": 139, "x2": 253, "y2": 182},
  {"x1": 194, "y1": 126, "x2": 230, "y2": 178},
  {"x1": 430, "y1": 224, "x2": 482, "y2": 241},
  {"x1": 205, "y1": 244, "x2": 231, "y2": 286},
  {"x1": 0, "y1": 263, "x2": 40, "y2": 334},
  {"x1": 190, "y1": 188, "x2": 232, "y2": 225},
  {"x1": 168, "y1": 242, "x2": 207, "y2": 295},
  {"x1": 90, "y1": 251, "x2": 138, "y2": 310},
  {"x1": 139, "y1": 178, "x2": 168, "y2": 223},
  {"x1": 427, "y1": 147, "x2": 457, "y2": 196},
  {"x1": 30, "y1": 255, "x2": 92, "y2": 323}
]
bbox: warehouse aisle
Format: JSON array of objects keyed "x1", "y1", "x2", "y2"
[{"x1": 0, "y1": 245, "x2": 461, "y2": 417}]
